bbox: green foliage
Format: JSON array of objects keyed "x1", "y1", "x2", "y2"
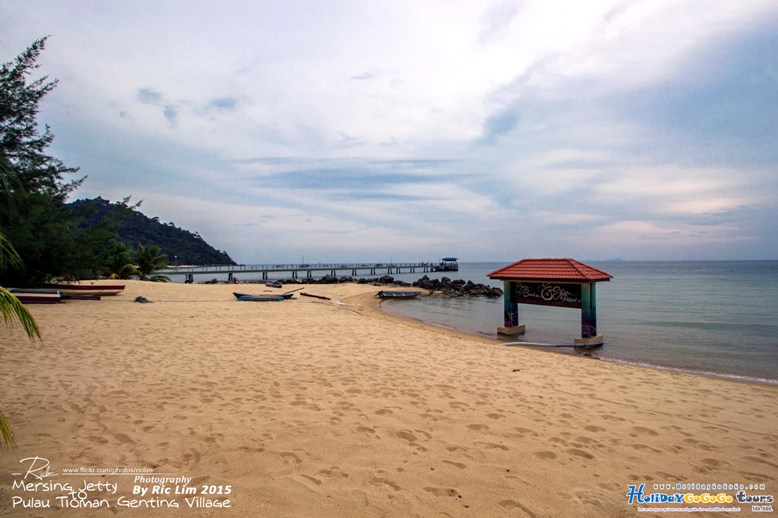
[
  {"x1": 0, "y1": 39, "x2": 233, "y2": 290},
  {"x1": 0, "y1": 233, "x2": 40, "y2": 448},
  {"x1": 0, "y1": 232, "x2": 39, "y2": 340},
  {"x1": 0, "y1": 37, "x2": 108, "y2": 286},
  {"x1": 134, "y1": 244, "x2": 170, "y2": 282},
  {"x1": 69, "y1": 197, "x2": 235, "y2": 266},
  {"x1": 104, "y1": 241, "x2": 139, "y2": 279},
  {"x1": 0, "y1": 410, "x2": 14, "y2": 448}
]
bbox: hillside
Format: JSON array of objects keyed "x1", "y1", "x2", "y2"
[{"x1": 69, "y1": 197, "x2": 236, "y2": 266}]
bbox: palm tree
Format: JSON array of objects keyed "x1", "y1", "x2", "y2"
[
  {"x1": 0, "y1": 232, "x2": 40, "y2": 447},
  {"x1": 105, "y1": 242, "x2": 140, "y2": 279},
  {"x1": 134, "y1": 244, "x2": 170, "y2": 282}
]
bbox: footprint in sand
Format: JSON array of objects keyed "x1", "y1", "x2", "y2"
[
  {"x1": 319, "y1": 466, "x2": 349, "y2": 479},
  {"x1": 279, "y1": 452, "x2": 303, "y2": 464},
  {"x1": 473, "y1": 441, "x2": 509, "y2": 451},
  {"x1": 499, "y1": 499, "x2": 537, "y2": 517},
  {"x1": 424, "y1": 487, "x2": 459, "y2": 497},
  {"x1": 113, "y1": 432, "x2": 135, "y2": 444},
  {"x1": 300, "y1": 474, "x2": 322, "y2": 486},
  {"x1": 631, "y1": 443, "x2": 662, "y2": 453},
  {"x1": 396, "y1": 431, "x2": 418, "y2": 443},
  {"x1": 533, "y1": 451, "x2": 557, "y2": 460},
  {"x1": 467, "y1": 424, "x2": 489, "y2": 431},
  {"x1": 370, "y1": 474, "x2": 401, "y2": 491},
  {"x1": 566, "y1": 448, "x2": 595, "y2": 459}
]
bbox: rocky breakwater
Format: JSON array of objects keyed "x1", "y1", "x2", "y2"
[
  {"x1": 412, "y1": 275, "x2": 503, "y2": 298},
  {"x1": 278, "y1": 274, "x2": 502, "y2": 298}
]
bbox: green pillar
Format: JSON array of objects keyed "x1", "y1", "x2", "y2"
[
  {"x1": 503, "y1": 281, "x2": 519, "y2": 328},
  {"x1": 580, "y1": 282, "x2": 597, "y2": 338}
]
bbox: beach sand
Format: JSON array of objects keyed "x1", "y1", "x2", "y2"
[{"x1": 1, "y1": 280, "x2": 776, "y2": 517}]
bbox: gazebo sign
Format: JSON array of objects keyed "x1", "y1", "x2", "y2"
[
  {"x1": 488, "y1": 258, "x2": 612, "y2": 344},
  {"x1": 512, "y1": 282, "x2": 582, "y2": 309}
]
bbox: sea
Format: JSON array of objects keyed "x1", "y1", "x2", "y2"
[
  {"x1": 169, "y1": 261, "x2": 778, "y2": 385},
  {"x1": 379, "y1": 261, "x2": 778, "y2": 385}
]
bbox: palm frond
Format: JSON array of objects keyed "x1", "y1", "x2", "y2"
[
  {"x1": 0, "y1": 287, "x2": 41, "y2": 341},
  {"x1": 0, "y1": 410, "x2": 14, "y2": 447},
  {"x1": 0, "y1": 233, "x2": 24, "y2": 271}
]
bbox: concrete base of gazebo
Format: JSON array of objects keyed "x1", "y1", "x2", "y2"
[
  {"x1": 574, "y1": 335, "x2": 605, "y2": 346},
  {"x1": 497, "y1": 324, "x2": 526, "y2": 336}
]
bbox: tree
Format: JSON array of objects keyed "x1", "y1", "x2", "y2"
[
  {"x1": 0, "y1": 37, "x2": 80, "y2": 445},
  {"x1": 0, "y1": 37, "x2": 114, "y2": 286},
  {"x1": 1, "y1": 37, "x2": 80, "y2": 197},
  {"x1": 105, "y1": 241, "x2": 140, "y2": 279},
  {"x1": 134, "y1": 244, "x2": 170, "y2": 282}
]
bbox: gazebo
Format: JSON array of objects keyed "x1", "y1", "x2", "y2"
[{"x1": 487, "y1": 258, "x2": 612, "y2": 345}]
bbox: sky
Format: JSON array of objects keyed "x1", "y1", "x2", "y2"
[{"x1": 2, "y1": 0, "x2": 777, "y2": 263}]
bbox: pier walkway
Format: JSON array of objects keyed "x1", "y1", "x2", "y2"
[{"x1": 155, "y1": 261, "x2": 456, "y2": 282}]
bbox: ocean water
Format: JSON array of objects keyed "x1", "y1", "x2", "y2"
[{"x1": 381, "y1": 261, "x2": 778, "y2": 385}]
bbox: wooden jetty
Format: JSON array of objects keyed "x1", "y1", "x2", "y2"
[{"x1": 155, "y1": 259, "x2": 457, "y2": 283}]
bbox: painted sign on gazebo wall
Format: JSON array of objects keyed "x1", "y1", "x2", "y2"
[{"x1": 511, "y1": 282, "x2": 582, "y2": 308}]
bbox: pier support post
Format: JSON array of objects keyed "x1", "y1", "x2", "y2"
[
  {"x1": 498, "y1": 281, "x2": 524, "y2": 336},
  {"x1": 575, "y1": 282, "x2": 604, "y2": 344}
]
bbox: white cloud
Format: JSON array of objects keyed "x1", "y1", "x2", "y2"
[{"x1": 2, "y1": 0, "x2": 778, "y2": 261}]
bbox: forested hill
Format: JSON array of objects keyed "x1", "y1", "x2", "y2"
[{"x1": 69, "y1": 197, "x2": 236, "y2": 266}]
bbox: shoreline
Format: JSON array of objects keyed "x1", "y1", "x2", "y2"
[
  {"x1": 375, "y1": 295, "x2": 778, "y2": 388},
  {"x1": 1, "y1": 280, "x2": 776, "y2": 516}
]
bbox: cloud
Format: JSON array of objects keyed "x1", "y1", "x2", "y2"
[
  {"x1": 207, "y1": 97, "x2": 238, "y2": 112},
  {"x1": 137, "y1": 88, "x2": 164, "y2": 104},
  {"x1": 479, "y1": 105, "x2": 521, "y2": 145},
  {"x1": 2, "y1": 0, "x2": 778, "y2": 261},
  {"x1": 162, "y1": 105, "x2": 178, "y2": 127}
]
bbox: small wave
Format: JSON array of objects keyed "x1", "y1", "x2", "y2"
[{"x1": 598, "y1": 357, "x2": 778, "y2": 386}]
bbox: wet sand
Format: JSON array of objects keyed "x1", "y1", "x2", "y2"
[{"x1": 1, "y1": 280, "x2": 776, "y2": 516}]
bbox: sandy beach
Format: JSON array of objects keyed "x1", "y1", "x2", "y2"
[{"x1": 1, "y1": 280, "x2": 776, "y2": 517}]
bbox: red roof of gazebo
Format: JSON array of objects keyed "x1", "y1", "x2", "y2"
[{"x1": 488, "y1": 258, "x2": 612, "y2": 282}]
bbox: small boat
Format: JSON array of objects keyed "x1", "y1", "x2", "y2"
[
  {"x1": 233, "y1": 292, "x2": 285, "y2": 302},
  {"x1": 61, "y1": 294, "x2": 102, "y2": 301},
  {"x1": 431, "y1": 257, "x2": 458, "y2": 272},
  {"x1": 43, "y1": 283, "x2": 125, "y2": 297},
  {"x1": 376, "y1": 291, "x2": 421, "y2": 299},
  {"x1": 265, "y1": 281, "x2": 283, "y2": 288},
  {"x1": 9, "y1": 288, "x2": 63, "y2": 304}
]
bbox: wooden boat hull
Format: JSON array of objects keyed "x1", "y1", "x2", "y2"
[
  {"x1": 9, "y1": 288, "x2": 63, "y2": 304},
  {"x1": 233, "y1": 292, "x2": 285, "y2": 302},
  {"x1": 376, "y1": 291, "x2": 421, "y2": 299},
  {"x1": 43, "y1": 283, "x2": 125, "y2": 297}
]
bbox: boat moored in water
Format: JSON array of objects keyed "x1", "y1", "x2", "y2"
[
  {"x1": 376, "y1": 291, "x2": 422, "y2": 299},
  {"x1": 431, "y1": 257, "x2": 458, "y2": 272}
]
